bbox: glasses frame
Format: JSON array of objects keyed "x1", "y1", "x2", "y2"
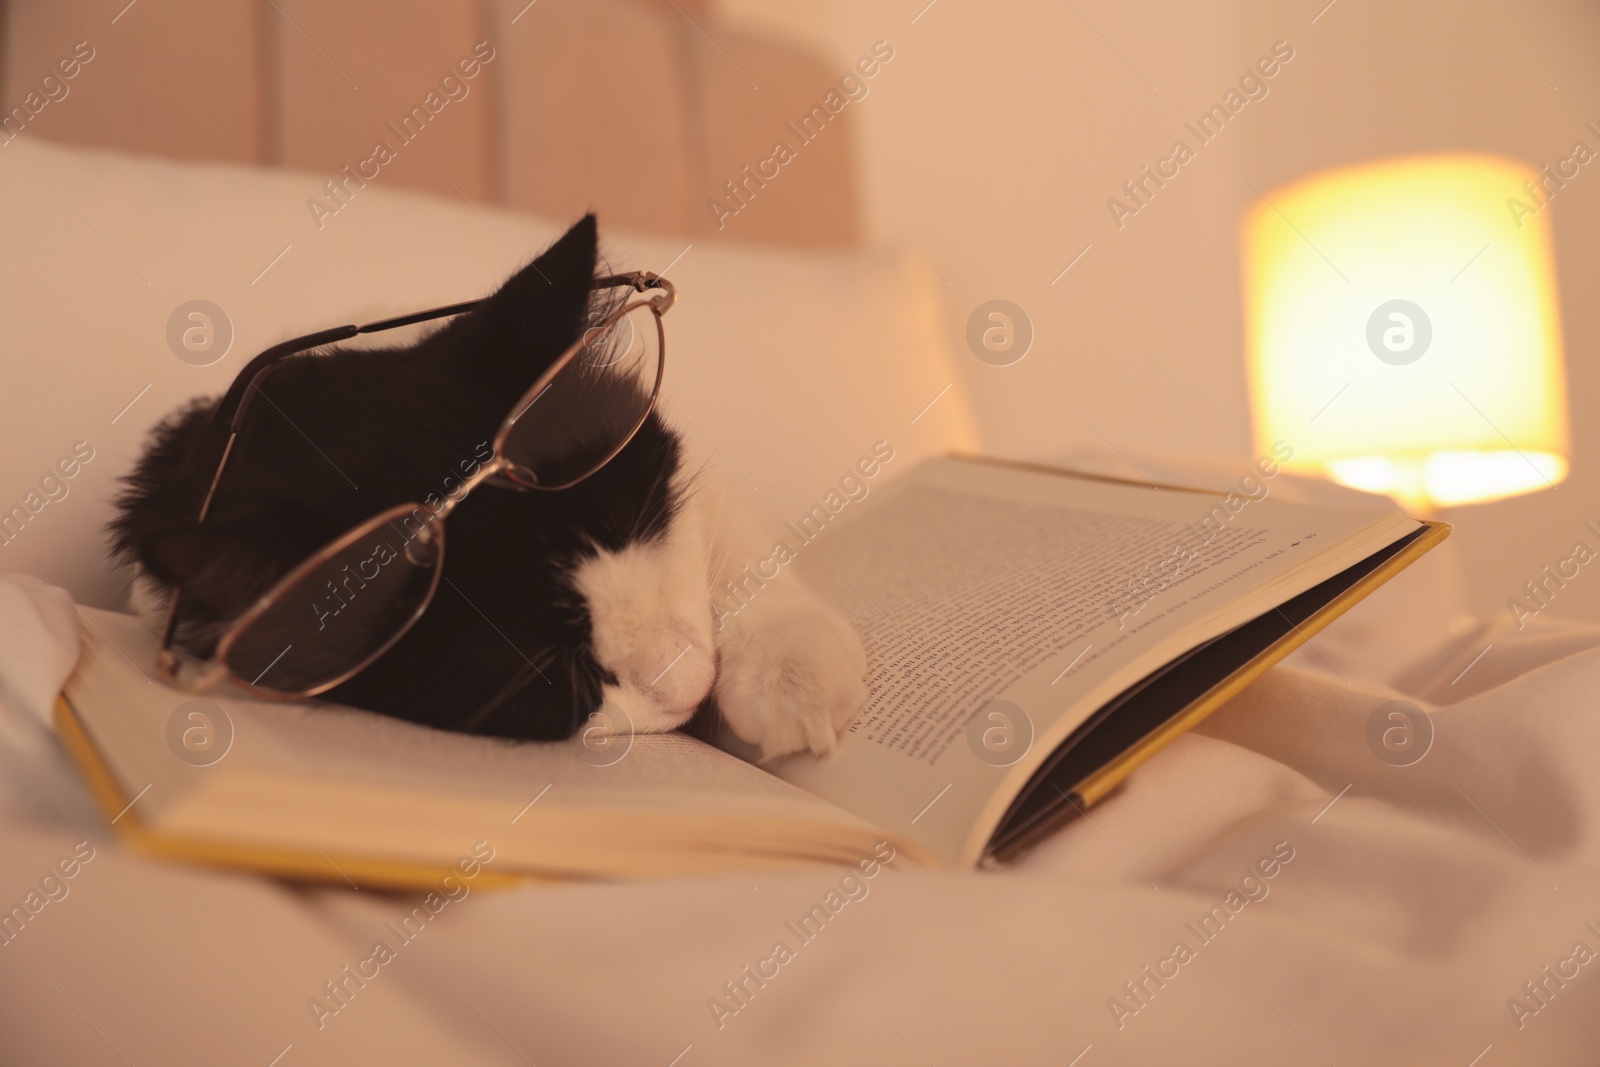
[{"x1": 155, "y1": 270, "x2": 675, "y2": 699}]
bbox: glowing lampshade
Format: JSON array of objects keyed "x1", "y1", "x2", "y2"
[{"x1": 1241, "y1": 154, "x2": 1569, "y2": 511}]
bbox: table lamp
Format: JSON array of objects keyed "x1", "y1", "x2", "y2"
[{"x1": 1241, "y1": 154, "x2": 1569, "y2": 513}]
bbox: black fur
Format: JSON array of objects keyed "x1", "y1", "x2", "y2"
[{"x1": 111, "y1": 216, "x2": 685, "y2": 740}]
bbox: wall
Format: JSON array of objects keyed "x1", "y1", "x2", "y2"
[{"x1": 719, "y1": 0, "x2": 1600, "y2": 625}]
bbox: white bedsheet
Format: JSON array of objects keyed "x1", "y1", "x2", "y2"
[{"x1": 3, "y1": 573, "x2": 1600, "y2": 1066}]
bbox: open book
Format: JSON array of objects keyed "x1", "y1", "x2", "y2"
[{"x1": 59, "y1": 456, "x2": 1445, "y2": 886}]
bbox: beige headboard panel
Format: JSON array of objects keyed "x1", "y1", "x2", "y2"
[{"x1": 0, "y1": 0, "x2": 859, "y2": 247}]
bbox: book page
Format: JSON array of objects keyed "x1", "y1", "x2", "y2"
[
  {"x1": 65, "y1": 610, "x2": 807, "y2": 809},
  {"x1": 762, "y1": 457, "x2": 1418, "y2": 867},
  {"x1": 63, "y1": 609, "x2": 915, "y2": 879}
]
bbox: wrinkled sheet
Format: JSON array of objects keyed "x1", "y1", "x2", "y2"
[{"x1": 3, "y1": 579, "x2": 1599, "y2": 1066}]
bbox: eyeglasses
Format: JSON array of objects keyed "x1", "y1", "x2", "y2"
[{"x1": 155, "y1": 271, "x2": 675, "y2": 699}]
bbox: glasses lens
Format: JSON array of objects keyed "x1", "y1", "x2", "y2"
[
  {"x1": 502, "y1": 302, "x2": 663, "y2": 487},
  {"x1": 222, "y1": 508, "x2": 443, "y2": 694}
]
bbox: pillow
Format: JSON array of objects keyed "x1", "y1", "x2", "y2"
[{"x1": 0, "y1": 138, "x2": 975, "y2": 607}]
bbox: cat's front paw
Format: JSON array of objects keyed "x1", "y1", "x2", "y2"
[{"x1": 714, "y1": 600, "x2": 868, "y2": 760}]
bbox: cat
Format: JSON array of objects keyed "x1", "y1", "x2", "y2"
[{"x1": 111, "y1": 215, "x2": 868, "y2": 759}]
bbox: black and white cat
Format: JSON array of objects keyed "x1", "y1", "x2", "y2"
[{"x1": 112, "y1": 216, "x2": 867, "y2": 759}]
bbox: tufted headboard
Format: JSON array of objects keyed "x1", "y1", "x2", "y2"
[{"x1": 0, "y1": 0, "x2": 859, "y2": 247}]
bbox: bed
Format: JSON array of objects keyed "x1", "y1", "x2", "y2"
[{"x1": 3, "y1": 2, "x2": 1599, "y2": 1063}]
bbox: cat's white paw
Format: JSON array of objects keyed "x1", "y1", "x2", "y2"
[
  {"x1": 714, "y1": 600, "x2": 868, "y2": 760},
  {"x1": 572, "y1": 510, "x2": 719, "y2": 735}
]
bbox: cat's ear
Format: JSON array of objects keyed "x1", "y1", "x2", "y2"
[{"x1": 460, "y1": 214, "x2": 599, "y2": 375}]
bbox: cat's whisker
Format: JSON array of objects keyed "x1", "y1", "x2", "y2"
[
  {"x1": 681, "y1": 456, "x2": 715, "y2": 497},
  {"x1": 628, "y1": 456, "x2": 676, "y2": 544},
  {"x1": 708, "y1": 544, "x2": 734, "y2": 585}
]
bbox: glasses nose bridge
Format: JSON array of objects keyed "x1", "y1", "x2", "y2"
[{"x1": 426, "y1": 456, "x2": 508, "y2": 522}]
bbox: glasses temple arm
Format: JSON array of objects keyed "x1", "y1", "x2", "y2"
[
  {"x1": 209, "y1": 272, "x2": 675, "y2": 479},
  {"x1": 213, "y1": 325, "x2": 359, "y2": 432},
  {"x1": 213, "y1": 300, "x2": 490, "y2": 433}
]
